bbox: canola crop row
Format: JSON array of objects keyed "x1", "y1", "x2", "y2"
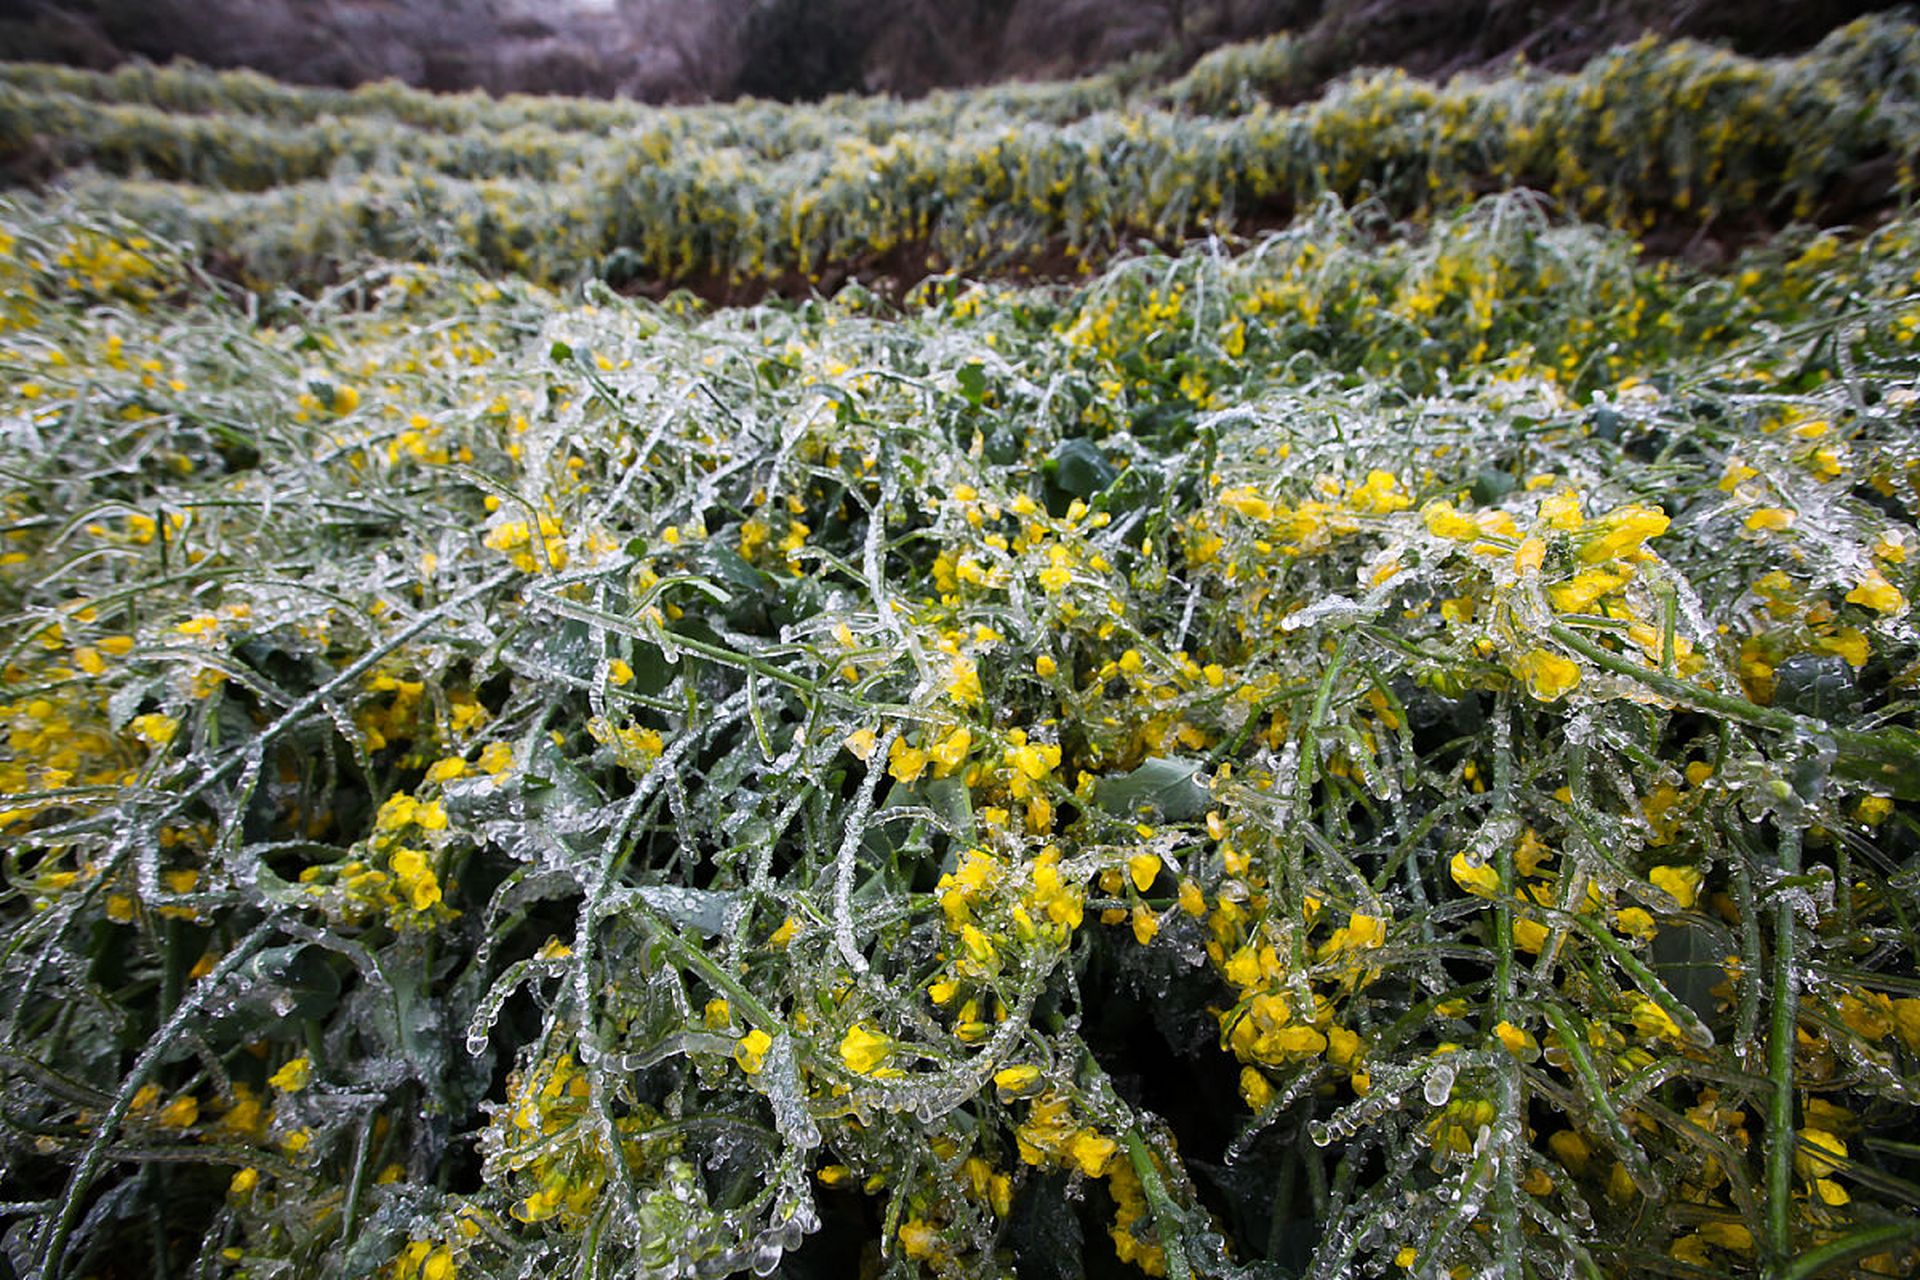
[
  {"x1": 2, "y1": 185, "x2": 1919, "y2": 1278},
  {"x1": 5, "y1": 17, "x2": 1920, "y2": 1280},
  {"x1": 4, "y1": 16, "x2": 1917, "y2": 289}
]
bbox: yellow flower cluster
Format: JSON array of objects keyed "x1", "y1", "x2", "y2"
[{"x1": 9, "y1": 17, "x2": 1916, "y2": 293}]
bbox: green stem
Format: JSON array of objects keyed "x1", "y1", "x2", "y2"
[
  {"x1": 1764, "y1": 821, "x2": 1804, "y2": 1267},
  {"x1": 150, "y1": 568, "x2": 519, "y2": 827},
  {"x1": 1776, "y1": 1220, "x2": 1920, "y2": 1280},
  {"x1": 1286, "y1": 631, "x2": 1353, "y2": 916},
  {"x1": 1076, "y1": 1042, "x2": 1192, "y2": 1280},
  {"x1": 1569, "y1": 914, "x2": 1714, "y2": 1048},
  {"x1": 338, "y1": 1118, "x2": 374, "y2": 1246},
  {"x1": 1489, "y1": 701, "x2": 1523, "y2": 1279},
  {"x1": 1730, "y1": 852, "x2": 1765, "y2": 1049},
  {"x1": 1121, "y1": 1128, "x2": 1193, "y2": 1280},
  {"x1": 1539, "y1": 1003, "x2": 1652, "y2": 1188},
  {"x1": 1548, "y1": 624, "x2": 1920, "y2": 799},
  {"x1": 37, "y1": 923, "x2": 277, "y2": 1280}
]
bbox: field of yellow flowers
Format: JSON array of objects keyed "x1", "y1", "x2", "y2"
[
  {"x1": 5, "y1": 16, "x2": 1920, "y2": 291},
  {"x1": 3, "y1": 17, "x2": 1920, "y2": 1280}
]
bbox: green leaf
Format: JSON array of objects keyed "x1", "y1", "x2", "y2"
[
  {"x1": 235, "y1": 945, "x2": 340, "y2": 1021},
  {"x1": 1044, "y1": 438, "x2": 1118, "y2": 502},
  {"x1": 956, "y1": 361, "x2": 988, "y2": 406},
  {"x1": 1095, "y1": 756, "x2": 1210, "y2": 823}
]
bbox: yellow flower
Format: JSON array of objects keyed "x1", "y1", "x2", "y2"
[
  {"x1": 1743, "y1": 507, "x2": 1795, "y2": 532},
  {"x1": 1856, "y1": 795, "x2": 1893, "y2": 826},
  {"x1": 1007, "y1": 739, "x2": 1060, "y2": 782},
  {"x1": 929, "y1": 725, "x2": 972, "y2": 775},
  {"x1": 1450, "y1": 852, "x2": 1500, "y2": 897},
  {"x1": 1544, "y1": 1130, "x2": 1589, "y2": 1175},
  {"x1": 993, "y1": 1064, "x2": 1044, "y2": 1101},
  {"x1": 1672, "y1": 1235, "x2": 1710, "y2": 1266},
  {"x1": 1065, "y1": 1129, "x2": 1117, "y2": 1177},
  {"x1": 1275, "y1": 1024, "x2": 1327, "y2": 1055},
  {"x1": 158, "y1": 1094, "x2": 199, "y2": 1128},
  {"x1": 767, "y1": 915, "x2": 799, "y2": 948},
  {"x1": 734, "y1": 1029, "x2": 773, "y2": 1075},
  {"x1": 268, "y1": 1056, "x2": 312, "y2": 1093},
  {"x1": 1131, "y1": 903, "x2": 1160, "y2": 945},
  {"x1": 130, "y1": 713, "x2": 180, "y2": 746},
  {"x1": 1513, "y1": 649, "x2": 1580, "y2": 701},
  {"x1": 1891, "y1": 998, "x2": 1920, "y2": 1053},
  {"x1": 1648, "y1": 865, "x2": 1702, "y2": 909},
  {"x1": 1239, "y1": 1065, "x2": 1273, "y2": 1110},
  {"x1": 1326, "y1": 1025, "x2": 1363, "y2": 1068},
  {"x1": 1838, "y1": 990, "x2": 1893, "y2": 1041},
  {"x1": 424, "y1": 757, "x2": 467, "y2": 784},
  {"x1": 838, "y1": 1022, "x2": 893, "y2": 1075},
  {"x1": 1630, "y1": 996, "x2": 1682, "y2": 1042},
  {"x1": 1344, "y1": 911, "x2": 1387, "y2": 948},
  {"x1": 887, "y1": 738, "x2": 928, "y2": 784},
  {"x1": 1547, "y1": 566, "x2": 1628, "y2": 613},
  {"x1": 1846, "y1": 569, "x2": 1907, "y2": 615},
  {"x1": 1220, "y1": 487, "x2": 1274, "y2": 521},
  {"x1": 229, "y1": 1167, "x2": 260, "y2": 1197},
  {"x1": 1422, "y1": 501, "x2": 1478, "y2": 540},
  {"x1": 1817, "y1": 627, "x2": 1870, "y2": 668},
  {"x1": 512, "y1": 1187, "x2": 559, "y2": 1223},
  {"x1": 898, "y1": 1219, "x2": 943, "y2": 1261},
  {"x1": 1578, "y1": 504, "x2": 1668, "y2": 563},
  {"x1": 1126, "y1": 853, "x2": 1161, "y2": 892},
  {"x1": 1794, "y1": 1128, "x2": 1847, "y2": 1180},
  {"x1": 947, "y1": 657, "x2": 982, "y2": 706},
  {"x1": 1796, "y1": 1128, "x2": 1851, "y2": 1204},
  {"x1": 1493, "y1": 1020, "x2": 1538, "y2": 1059},
  {"x1": 1614, "y1": 907, "x2": 1657, "y2": 941},
  {"x1": 1537, "y1": 489, "x2": 1584, "y2": 530},
  {"x1": 1698, "y1": 1222, "x2": 1753, "y2": 1252},
  {"x1": 1349, "y1": 469, "x2": 1411, "y2": 514}
]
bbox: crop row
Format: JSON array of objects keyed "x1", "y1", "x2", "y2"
[
  {"x1": 2, "y1": 189, "x2": 1919, "y2": 1278},
  {"x1": 5, "y1": 17, "x2": 1917, "y2": 289}
]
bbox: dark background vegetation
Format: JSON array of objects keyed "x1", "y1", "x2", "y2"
[{"x1": 0, "y1": 0, "x2": 1905, "y2": 104}]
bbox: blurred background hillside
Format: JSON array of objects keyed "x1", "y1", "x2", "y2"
[{"x1": 0, "y1": 0, "x2": 1904, "y2": 103}]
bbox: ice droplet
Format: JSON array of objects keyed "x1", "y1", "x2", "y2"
[
  {"x1": 1282, "y1": 594, "x2": 1364, "y2": 631},
  {"x1": 782, "y1": 1202, "x2": 819, "y2": 1246},
  {"x1": 1423, "y1": 1061, "x2": 1455, "y2": 1107},
  {"x1": 763, "y1": 1034, "x2": 822, "y2": 1150}
]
